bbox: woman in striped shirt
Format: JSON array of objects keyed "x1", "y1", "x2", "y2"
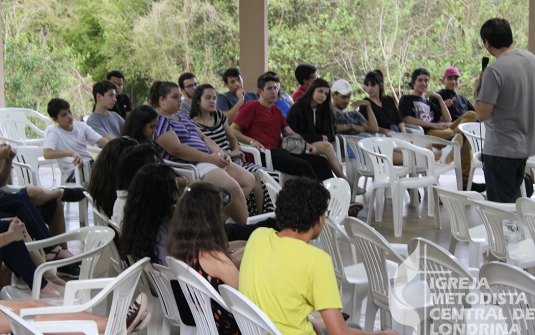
[
  {"x1": 190, "y1": 84, "x2": 279, "y2": 215},
  {"x1": 149, "y1": 81, "x2": 254, "y2": 225}
]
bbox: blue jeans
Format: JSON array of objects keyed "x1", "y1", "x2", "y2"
[
  {"x1": 0, "y1": 220, "x2": 48, "y2": 289},
  {"x1": 0, "y1": 193, "x2": 56, "y2": 253},
  {"x1": 482, "y1": 154, "x2": 527, "y2": 203}
]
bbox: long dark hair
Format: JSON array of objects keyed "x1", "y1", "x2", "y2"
[
  {"x1": 189, "y1": 84, "x2": 216, "y2": 119},
  {"x1": 364, "y1": 69, "x2": 385, "y2": 101},
  {"x1": 292, "y1": 78, "x2": 335, "y2": 140},
  {"x1": 121, "y1": 106, "x2": 158, "y2": 143},
  {"x1": 119, "y1": 163, "x2": 179, "y2": 264},
  {"x1": 87, "y1": 137, "x2": 138, "y2": 217},
  {"x1": 116, "y1": 144, "x2": 159, "y2": 191},
  {"x1": 148, "y1": 81, "x2": 179, "y2": 108},
  {"x1": 166, "y1": 182, "x2": 230, "y2": 265}
]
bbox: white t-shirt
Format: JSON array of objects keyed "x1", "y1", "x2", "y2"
[
  {"x1": 44, "y1": 122, "x2": 102, "y2": 175},
  {"x1": 111, "y1": 190, "x2": 128, "y2": 225}
]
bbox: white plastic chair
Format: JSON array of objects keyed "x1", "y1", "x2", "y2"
[
  {"x1": 470, "y1": 198, "x2": 535, "y2": 269},
  {"x1": 458, "y1": 122, "x2": 485, "y2": 191},
  {"x1": 219, "y1": 284, "x2": 283, "y2": 335},
  {"x1": 0, "y1": 108, "x2": 51, "y2": 146},
  {"x1": 256, "y1": 169, "x2": 282, "y2": 209},
  {"x1": 18, "y1": 257, "x2": 150, "y2": 335},
  {"x1": 10, "y1": 146, "x2": 57, "y2": 188},
  {"x1": 144, "y1": 263, "x2": 197, "y2": 335},
  {"x1": 1, "y1": 226, "x2": 115, "y2": 302},
  {"x1": 344, "y1": 136, "x2": 376, "y2": 199},
  {"x1": 404, "y1": 124, "x2": 425, "y2": 135},
  {"x1": 344, "y1": 217, "x2": 432, "y2": 334},
  {"x1": 480, "y1": 261, "x2": 535, "y2": 334},
  {"x1": 0, "y1": 304, "x2": 44, "y2": 335},
  {"x1": 407, "y1": 238, "x2": 506, "y2": 334},
  {"x1": 516, "y1": 197, "x2": 535, "y2": 244},
  {"x1": 166, "y1": 256, "x2": 230, "y2": 335},
  {"x1": 358, "y1": 137, "x2": 440, "y2": 237},
  {"x1": 389, "y1": 132, "x2": 462, "y2": 191},
  {"x1": 323, "y1": 178, "x2": 351, "y2": 224},
  {"x1": 433, "y1": 186, "x2": 488, "y2": 268}
]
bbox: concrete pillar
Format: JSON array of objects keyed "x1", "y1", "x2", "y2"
[
  {"x1": 239, "y1": 0, "x2": 268, "y2": 92},
  {"x1": 530, "y1": 0, "x2": 535, "y2": 53}
]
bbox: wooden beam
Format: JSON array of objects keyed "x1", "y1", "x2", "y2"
[
  {"x1": 530, "y1": 0, "x2": 535, "y2": 53},
  {"x1": 239, "y1": 0, "x2": 268, "y2": 92}
]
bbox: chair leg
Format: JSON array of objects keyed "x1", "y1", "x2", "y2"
[
  {"x1": 448, "y1": 237, "x2": 458, "y2": 255},
  {"x1": 376, "y1": 188, "x2": 385, "y2": 222},
  {"x1": 433, "y1": 188, "x2": 440, "y2": 229},
  {"x1": 467, "y1": 166, "x2": 476, "y2": 191},
  {"x1": 78, "y1": 198, "x2": 88, "y2": 227},
  {"x1": 469, "y1": 242, "x2": 484, "y2": 268},
  {"x1": 367, "y1": 189, "x2": 377, "y2": 225},
  {"x1": 364, "y1": 295, "x2": 379, "y2": 331},
  {"x1": 427, "y1": 186, "x2": 434, "y2": 218},
  {"x1": 393, "y1": 186, "x2": 404, "y2": 237}
]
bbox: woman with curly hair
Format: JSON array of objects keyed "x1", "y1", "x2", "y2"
[
  {"x1": 87, "y1": 137, "x2": 138, "y2": 218},
  {"x1": 167, "y1": 182, "x2": 241, "y2": 335},
  {"x1": 286, "y1": 78, "x2": 348, "y2": 182}
]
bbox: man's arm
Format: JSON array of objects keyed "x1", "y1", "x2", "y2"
[
  {"x1": 475, "y1": 101, "x2": 494, "y2": 121},
  {"x1": 96, "y1": 137, "x2": 109, "y2": 147},
  {"x1": 403, "y1": 116, "x2": 449, "y2": 130},
  {"x1": 0, "y1": 144, "x2": 15, "y2": 186},
  {"x1": 426, "y1": 92, "x2": 451, "y2": 123},
  {"x1": 230, "y1": 123, "x2": 265, "y2": 150},
  {"x1": 43, "y1": 148, "x2": 84, "y2": 167},
  {"x1": 219, "y1": 91, "x2": 245, "y2": 124},
  {"x1": 354, "y1": 101, "x2": 379, "y2": 133},
  {"x1": 320, "y1": 309, "x2": 398, "y2": 335}
]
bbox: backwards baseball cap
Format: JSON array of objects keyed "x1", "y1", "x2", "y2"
[
  {"x1": 443, "y1": 67, "x2": 461, "y2": 78},
  {"x1": 332, "y1": 80, "x2": 354, "y2": 95}
]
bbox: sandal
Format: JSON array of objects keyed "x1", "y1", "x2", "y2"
[{"x1": 46, "y1": 247, "x2": 81, "y2": 279}]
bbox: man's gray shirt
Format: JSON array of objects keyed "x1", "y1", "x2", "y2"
[{"x1": 86, "y1": 111, "x2": 124, "y2": 138}]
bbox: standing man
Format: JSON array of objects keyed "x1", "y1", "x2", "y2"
[
  {"x1": 475, "y1": 18, "x2": 535, "y2": 202},
  {"x1": 292, "y1": 63, "x2": 318, "y2": 101},
  {"x1": 216, "y1": 68, "x2": 257, "y2": 123},
  {"x1": 178, "y1": 72, "x2": 198, "y2": 113},
  {"x1": 106, "y1": 70, "x2": 133, "y2": 119}
]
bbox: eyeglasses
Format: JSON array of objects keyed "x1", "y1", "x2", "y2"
[{"x1": 185, "y1": 83, "x2": 198, "y2": 89}]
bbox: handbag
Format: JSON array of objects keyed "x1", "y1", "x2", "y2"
[{"x1": 281, "y1": 133, "x2": 306, "y2": 155}]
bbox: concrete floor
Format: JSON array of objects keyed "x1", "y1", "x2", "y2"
[{"x1": 26, "y1": 164, "x2": 487, "y2": 334}]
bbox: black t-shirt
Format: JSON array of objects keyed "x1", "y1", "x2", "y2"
[
  {"x1": 399, "y1": 95, "x2": 442, "y2": 133},
  {"x1": 362, "y1": 96, "x2": 403, "y2": 129},
  {"x1": 111, "y1": 94, "x2": 133, "y2": 119},
  {"x1": 431, "y1": 89, "x2": 474, "y2": 121}
]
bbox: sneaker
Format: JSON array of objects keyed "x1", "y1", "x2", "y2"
[
  {"x1": 126, "y1": 292, "x2": 149, "y2": 334},
  {"x1": 348, "y1": 202, "x2": 363, "y2": 218},
  {"x1": 463, "y1": 182, "x2": 486, "y2": 193},
  {"x1": 441, "y1": 134, "x2": 463, "y2": 164},
  {"x1": 57, "y1": 187, "x2": 87, "y2": 202},
  {"x1": 57, "y1": 264, "x2": 81, "y2": 278}
]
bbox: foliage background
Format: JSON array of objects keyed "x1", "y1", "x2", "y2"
[{"x1": 1, "y1": 0, "x2": 528, "y2": 119}]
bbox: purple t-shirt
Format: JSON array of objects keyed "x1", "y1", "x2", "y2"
[{"x1": 154, "y1": 112, "x2": 210, "y2": 164}]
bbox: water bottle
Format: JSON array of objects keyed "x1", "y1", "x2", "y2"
[{"x1": 503, "y1": 220, "x2": 520, "y2": 258}]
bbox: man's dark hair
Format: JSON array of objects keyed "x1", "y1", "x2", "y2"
[
  {"x1": 294, "y1": 63, "x2": 317, "y2": 85},
  {"x1": 92, "y1": 80, "x2": 117, "y2": 102},
  {"x1": 222, "y1": 68, "x2": 242, "y2": 84},
  {"x1": 257, "y1": 73, "x2": 280, "y2": 90},
  {"x1": 178, "y1": 72, "x2": 197, "y2": 89},
  {"x1": 47, "y1": 98, "x2": 70, "y2": 118},
  {"x1": 106, "y1": 70, "x2": 125, "y2": 81},
  {"x1": 480, "y1": 18, "x2": 513, "y2": 49},
  {"x1": 275, "y1": 177, "x2": 330, "y2": 233}
]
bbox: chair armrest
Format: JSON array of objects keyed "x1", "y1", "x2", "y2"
[
  {"x1": 63, "y1": 278, "x2": 115, "y2": 305},
  {"x1": 163, "y1": 159, "x2": 200, "y2": 180},
  {"x1": 0, "y1": 185, "x2": 23, "y2": 192},
  {"x1": 0, "y1": 136, "x2": 24, "y2": 145},
  {"x1": 240, "y1": 144, "x2": 262, "y2": 166},
  {"x1": 405, "y1": 145, "x2": 437, "y2": 176},
  {"x1": 30, "y1": 320, "x2": 99, "y2": 335},
  {"x1": 87, "y1": 146, "x2": 102, "y2": 154}
]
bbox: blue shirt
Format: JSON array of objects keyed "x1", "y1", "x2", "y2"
[{"x1": 216, "y1": 91, "x2": 257, "y2": 111}]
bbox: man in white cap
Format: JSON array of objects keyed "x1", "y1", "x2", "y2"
[{"x1": 332, "y1": 79, "x2": 378, "y2": 136}]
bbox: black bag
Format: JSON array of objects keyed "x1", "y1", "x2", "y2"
[
  {"x1": 281, "y1": 134, "x2": 306, "y2": 155},
  {"x1": 525, "y1": 173, "x2": 534, "y2": 198}
]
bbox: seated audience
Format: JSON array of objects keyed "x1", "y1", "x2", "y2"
[
  {"x1": 266, "y1": 71, "x2": 293, "y2": 117},
  {"x1": 240, "y1": 177, "x2": 398, "y2": 335},
  {"x1": 362, "y1": 70, "x2": 405, "y2": 134},
  {"x1": 292, "y1": 63, "x2": 317, "y2": 101},
  {"x1": 150, "y1": 81, "x2": 254, "y2": 225},
  {"x1": 87, "y1": 137, "x2": 139, "y2": 218},
  {"x1": 399, "y1": 68, "x2": 484, "y2": 192},
  {"x1": 106, "y1": 70, "x2": 133, "y2": 119},
  {"x1": 120, "y1": 106, "x2": 159, "y2": 144},
  {"x1": 431, "y1": 67, "x2": 475, "y2": 122},
  {"x1": 166, "y1": 182, "x2": 241, "y2": 335},
  {"x1": 216, "y1": 68, "x2": 257, "y2": 123},
  {"x1": 44, "y1": 98, "x2": 109, "y2": 183},
  {"x1": 178, "y1": 72, "x2": 198, "y2": 113},
  {"x1": 286, "y1": 78, "x2": 349, "y2": 183},
  {"x1": 190, "y1": 83, "x2": 279, "y2": 215},
  {"x1": 87, "y1": 80, "x2": 125, "y2": 139},
  {"x1": 231, "y1": 73, "x2": 333, "y2": 181}
]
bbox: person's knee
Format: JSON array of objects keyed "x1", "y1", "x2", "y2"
[{"x1": 462, "y1": 111, "x2": 478, "y2": 122}]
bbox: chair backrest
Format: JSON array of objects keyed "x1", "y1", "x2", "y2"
[
  {"x1": 219, "y1": 284, "x2": 283, "y2": 335},
  {"x1": 10, "y1": 161, "x2": 39, "y2": 188},
  {"x1": 470, "y1": 198, "x2": 521, "y2": 260},
  {"x1": 458, "y1": 122, "x2": 485, "y2": 155},
  {"x1": 11, "y1": 146, "x2": 44, "y2": 187},
  {"x1": 257, "y1": 169, "x2": 282, "y2": 207},
  {"x1": 91, "y1": 206, "x2": 126, "y2": 274},
  {"x1": 315, "y1": 216, "x2": 346, "y2": 294},
  {"x1": 323, "y1": 178, "x2": 350, "y2": 225},
  {"x1": 480, "y1": 261, "x2": 535, "y2": 334},
  {"x1": 0, "y1": 109, "x2": 49, "y2": 145},
  {"x1": 0, "y1": 304, "x2": 42, "y2": 335},
  {"x1": 516, "y1": 197, "x2": 535, "y2": 242},
  {"x1": 407, "y1": 237, "x2": 476, "y2": 328},
  {"x1": 166, "y1": 257, "x2": 229, "y2": 335},
  {"x1": 345, "y1": 135, "x2": 374, "y2": 175},
  {"x1": 389, "y1": 132, "x2": 430, "y2": 170},
  {"x1": 143, "y1": 263, "x2": 183, "y2": 327},
  {"x1": 24, "y1": 226, "x2": 115, "y2": 299},
  {"x1": 344, "y1": 217, "x2": 404, "y2": 308},
  {"x1": 433, "y1": 186, "x2": 485, "y2": 242}
]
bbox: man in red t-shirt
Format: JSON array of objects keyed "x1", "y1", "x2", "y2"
[
  {"x1": 292, "y1": 63, "x2": 317, "y2": 102},
  {"x1": 231, "y1": 73, "x2": 333, "y2": 181}
]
